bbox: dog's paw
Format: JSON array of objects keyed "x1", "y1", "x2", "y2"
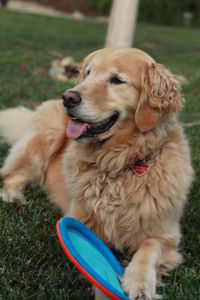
[
  {"x1": 121, "y1": 269, "x2": 160, "y2": 300},
  {"x1": 0, "y1": 188, "x2": 27, "y2": 205}
]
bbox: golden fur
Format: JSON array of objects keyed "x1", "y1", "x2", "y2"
[{"x1": 0, "y1": 48, "x2": 193, "y2": 299}]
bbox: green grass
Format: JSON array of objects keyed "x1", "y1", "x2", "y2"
[{"x1": 0, "y1": 9, "x2": 200, "y2": 300}]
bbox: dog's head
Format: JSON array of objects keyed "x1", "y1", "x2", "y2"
[{"x1": 62, "y1": 48, "x2": 183, "y2": 145}]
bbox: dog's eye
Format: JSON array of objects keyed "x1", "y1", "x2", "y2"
[
  {"x1": 86, "y1": 69, "x2": 90, "y2": 76},
  {"x1": 110, "y1": 76, "x2": 126, "y2": 85}
]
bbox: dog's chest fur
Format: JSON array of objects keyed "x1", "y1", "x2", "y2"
[
  {"x1": 63, "y1": 131, "x2": 193, "y2": 253},
  {"x1": 64, "y1": 139, "x2": 178, "y2": 252}
]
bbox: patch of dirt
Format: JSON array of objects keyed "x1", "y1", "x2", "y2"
[{"x1": 19, "y1": 0, "x2": 109, "y2": 16}]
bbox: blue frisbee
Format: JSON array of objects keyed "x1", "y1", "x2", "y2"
[{"x1": 56, "y1": 217, "x2": 129, "y2": 300}]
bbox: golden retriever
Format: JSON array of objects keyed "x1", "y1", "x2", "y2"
[{"x1": 0, "y1": 48, "x2": 194, "y2": 299}]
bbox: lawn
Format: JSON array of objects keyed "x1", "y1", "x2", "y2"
[{"x1": 0, "y1": 9, "x2": 200, "y2": 300}]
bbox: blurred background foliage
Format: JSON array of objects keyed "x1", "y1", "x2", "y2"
[
  {"x1": 90, "y1": 0, "x2": 200, "y2": 26},
  {"x1": 138, "y1": 0, "x2": 200, "y2": 26},
  {"x1": 21, "y1": 0, "x2": 200, "y2": 26}
]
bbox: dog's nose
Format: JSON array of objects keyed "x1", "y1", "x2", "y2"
[{"x1": 62, "y1": 91, "x2": 82, "y2": 109}]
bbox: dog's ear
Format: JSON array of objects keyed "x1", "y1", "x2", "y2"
[{"x1": 135, "y1": 63, "x2": 183, "y2": 132}]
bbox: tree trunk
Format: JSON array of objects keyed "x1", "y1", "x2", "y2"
[{"x1": 105, "y1": 0, "x2": 139, "y2": 48}]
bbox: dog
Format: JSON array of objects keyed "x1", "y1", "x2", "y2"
[{"x1": 0, "y1": 48, "x2": 194, "y2": 299}]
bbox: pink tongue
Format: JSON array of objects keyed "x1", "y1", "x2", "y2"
[{"x1": 66, "y1": 119, "x2": 88, "y2": 139}]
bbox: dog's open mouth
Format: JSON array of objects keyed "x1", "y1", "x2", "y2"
[{"x1": 66, "y1": 112, "x2": 119, "y2": 139}]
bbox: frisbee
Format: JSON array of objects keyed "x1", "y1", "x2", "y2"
[{"x1": 56, "y1": 217, "x2": 129, "y2": 300}]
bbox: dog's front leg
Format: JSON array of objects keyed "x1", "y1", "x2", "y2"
[
  {"x1": 0, "y1": 132, "x2": 48, "y2": 204},
  {"x1": 122, "y1": 238, "x2": 162, "y2": 300},
  {"x1": 68, "y1": 200, "x2": 97, "y2": 230}
]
